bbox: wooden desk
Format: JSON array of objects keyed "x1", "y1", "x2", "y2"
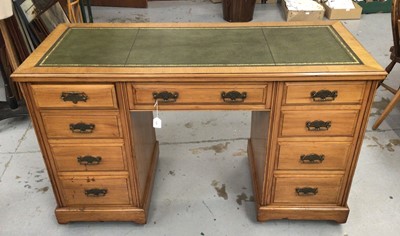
[{"x1": 12, "y1": 22, "x2": 386, "y2": 224}]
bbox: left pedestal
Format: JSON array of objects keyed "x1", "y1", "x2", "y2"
[{"x1": 20, "y1": 83, "x2": 158, "y2": 224}]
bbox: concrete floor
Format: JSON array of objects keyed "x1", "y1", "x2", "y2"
[{"x1": 1, "y1": 1, "x2": 400, "y2": 235}]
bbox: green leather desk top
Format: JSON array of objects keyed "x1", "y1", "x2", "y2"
[{"x1": 38, "y1": 26, "x2": 361, "y2": 67}]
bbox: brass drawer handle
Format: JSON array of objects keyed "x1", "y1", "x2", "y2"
[
  {"x1": 61, "y1": 92, "x2": 88, "y2": 104},
  {"x1": 310, "y1": 90, "x2": 337, "y2": 102},
  {"x1": 153, "y1": 91, "x2": 179, "y2": 102},
  {"x1": 221, "y1": 91, "x2": 247, "y2": 103},
  {"x1": 306, "y1": 120, "x2": 331, "y2": 131},
  {"x1": 84, "y1": 188, "x2": 108, "y2": 197},
  {"x1": 296, "y1": 187, "x2": 318, "y2": 196},
  {"x1": 300, "y1": 154, "x2": 325, "y2": 164},
  {"x1": 77, "y1": 155, "x2": 102, "y2": 165},
  {"x1": 69, "y1": 122, "x2": 95, "y2": 133}
]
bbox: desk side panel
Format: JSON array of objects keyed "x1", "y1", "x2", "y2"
[
  {"x1": 130, "y1": 111, "x2": 157, "y2": 205},
  {"x1": 250, "y1": 111, "x2": 270, "y2": 203},
  {"x1": 18, "y1": 83, "x2": 64, "y2": 206}
]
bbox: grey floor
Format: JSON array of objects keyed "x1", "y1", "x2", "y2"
[{"x1": 1, "y1": 1, "x2": 400, "y2": 235}]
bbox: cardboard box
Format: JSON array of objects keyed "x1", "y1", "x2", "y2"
[
  {"x1": 282, "y1": 0, "x2": 325, "y2": 21},
  {"x1": 323, "y1": 2, "x2": 362, "y2": 19}
]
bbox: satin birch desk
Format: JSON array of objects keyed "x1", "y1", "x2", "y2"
[{"x1": 12, "y1": 22, "x2": 386, "y2": 224}]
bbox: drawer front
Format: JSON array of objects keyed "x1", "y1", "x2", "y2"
[
  {"x1": 31, "y1": 84, "x2": 117, "y2": 109},
  {"x1": 60, "y1": 176, "x2": 130, "y2": 206},
  {"x1": 50, "y1": 143, "x2": 126, "y2": 172},
  {"x1": 130, "y1": 84, "x2": 270, "y2": 109},
  {"x1": 281, "y1": 110, "x2": 359, "y2": 137},
  {"x1": 274, "y1": 176, "x2": 342, "y2": 204},
  {"x1": 42, "y1": 114, "x2": 122, "y2": 138},
  {"x1": 283, "y1": 82, "x2": 366, "y2": 105},
  {"x1": 277, "y1": 142, "x2": 352, "y2": 170}
]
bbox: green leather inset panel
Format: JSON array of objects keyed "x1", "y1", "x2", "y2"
[
  {"x1": 40, "y1": 28, "x2": 138, "y2": 66},
  {"x1": 38, "y1": 26, "x2": 360, "y2": 67},
  {"x1": 126, "y1": 28, "x2": 274, "y2": 66},
  {"x1": 263, "y1": 26, "x2": 358, "y2": 65}
]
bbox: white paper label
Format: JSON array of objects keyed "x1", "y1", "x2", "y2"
[{"x1": 153, "y1": 117, "x2": 162, "y2": 128}]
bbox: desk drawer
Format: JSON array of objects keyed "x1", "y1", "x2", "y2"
[
  {"x1": 283, "y1": 82, "x2": 366, "y2": 105},
  {"x1": 274, "y1": 176, "x2": 342, "y2": 204},
  {"x1": 277, "y1": 141, "x2": 352, "y2": 170},
  {"x1": 60, "y1": 176, "x2": 130, "y2": 206},
  {"x1": 31, "y1": 84, "x2": 117, "y2": 109},
  {"x1": 129, "y1": 84, "x2": 271, "y2": 109},
  {"x1": 42, "y1": 113, "x2": 122, "y2": 138},
  {"x1": 281, "y1": 110, "x2": 359, "y2": 137},
  {"x1": 50, "y1": 143, "x2": 126, "y2": 172}
]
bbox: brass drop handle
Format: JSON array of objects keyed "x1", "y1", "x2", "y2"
[
  {"x1": 84, "y1": 188, "x2": 108, "y2": 197},
  {"x1": 296, "y1": 187, "x2": 318, "y2": 196},
  {"x1": 77, "y1": 155, "x2": 102, "y2": 165},
  {"x1": 310, "y1": 90, "x2": 337, "y2": 102},
  {"x1": 61, "y1": 92, "x2": 88, "y2": 104},
  {"x1": 306, "y1": 120, "x2": 331, "y2": 131},
  {"x1": 153, "y1": 91, "x2": 179, "y2": 102},
  {"x1": 300, "y1": 154, "x2": 325, "y2": 164},
  {"x1": 69, "y1": 122, "x2": 95, "y2": 133},
  {"x1": 221, "y1": 91, "x2": 247, "y2": 103}
]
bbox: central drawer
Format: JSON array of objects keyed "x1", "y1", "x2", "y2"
[
  {"x1": 60, "y1": 176, "x2": 130, "y2": 206},
  {"x1": 128, "y1": 83, "x2": 271, "y2": 110}
]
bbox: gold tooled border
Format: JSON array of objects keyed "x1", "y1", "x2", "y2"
[{"x1": 38, "y1": 26, "x2": 361, "y2": 67}]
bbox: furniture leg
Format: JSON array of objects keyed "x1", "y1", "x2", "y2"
[
  {"x1": 372, "y1": 89, "x2": 400, "y2": 129},
  {"x1": 0, "y1": 101, "x2": 28, "y2": 121},
  {"x1": 0, "y1": 47, "x2": 28, "y2": 121},
  {"x1": 86, "y1": 0, "x2": 94, "y2": 23},
  {"x1": 385, "y1": 59, "x2": 396, "y2": 73},
  {"x1": 0, "y1": 20, "x2": 19, "y2": 71},
  {"x1": 378, "y1": 60, "x2": 396, "y2": 91},
  {"x1": 67, "y1": 0, "x2": 83, "y2": 23},
  {"x1": 0, "y1": 54, "x2": 17, "y2": 109},
  {"x1": 79, "y1": 0, "x2": 87, "y2": 23},
  {"x1": 381, "y1": 82, "x2": 398, "y2": 94}
]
